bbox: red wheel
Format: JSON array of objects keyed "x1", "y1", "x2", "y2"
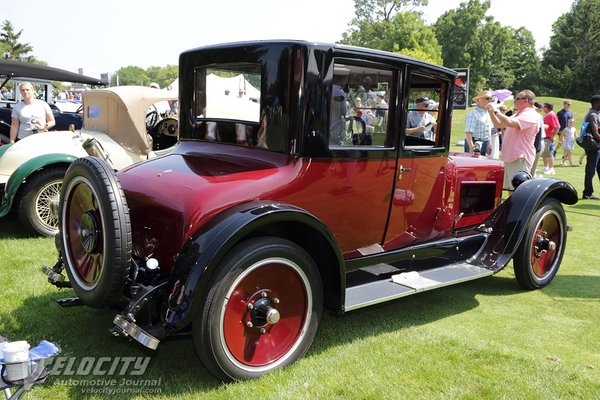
[
  {"x1": 60, "y1": 157, "x2": 131, "y2": 307},
  {"x1": 193, "y1": 237, "x2": 322, "y2": 381},
  {"x1": 514, "y1": 198, "x2": 566, "y2": 289},
  {"x1": 63, "y1": 177, "x2": 104, "y2": 287}
]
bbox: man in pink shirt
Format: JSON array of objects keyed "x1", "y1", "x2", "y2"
[
  {"x1": 486, "y1": 90, "x2": 539, "y2": 190},
  {"x1": 541, "y1": 102, "x2": 560, "y2": 174}
]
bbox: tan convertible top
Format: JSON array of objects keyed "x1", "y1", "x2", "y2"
[{"x1": 82, "y1": 86, "x2": 177, "y2": 155}]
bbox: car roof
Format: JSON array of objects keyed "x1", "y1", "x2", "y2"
[
  {"x1": 0, "y1": 59, "x2": 107, "y2": 86},
  {"x1": 180, "y1": 40, "x2": 457, "y2": 77},
  {"x1": 81, "y1": 86, "x2": 177, "y2": 155}
]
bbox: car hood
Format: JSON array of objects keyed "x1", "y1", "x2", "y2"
[{"x1": 118, "y1": 141, "x2": 298, "y2": 271}]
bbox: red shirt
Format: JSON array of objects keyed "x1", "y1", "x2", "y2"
[{"x1": 543, "y1": 111, "x2": 560, "y2": 141}]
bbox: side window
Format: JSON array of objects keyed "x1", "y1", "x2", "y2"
[
  {"x1": 329, "y1": 63, "x2": 393, "y2": 149},
  {"x1": 404, "y1": 74, "x2": 448, "y2": 148}
]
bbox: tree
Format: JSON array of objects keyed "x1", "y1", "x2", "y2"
[
  {"x1": 111, "y1": 66, "x2": 148, "y2": 86},
  {"x1": 111, "y1": 65, "x2": 178, "y2": 88},
  {"x1": 542, "y1": 0, "x2": 600, "y2": 101},
  {"x1": 505, "y1": 27, "x2": 541, "y2": 93},
  {"x1": 146, "y1": 65, "x2": 178, "y2": 89},
  {"x1": 340, "y1": 0, "x2": 442, "y2": 63},
  {"x1": 347, "y1": 0, "x2": 429, "y2": 24},
  {"x1": 433, "y1": 0, "x2": 540, "y2": 98},
  {"x1": 0, "y1": 20, "x2": 34, "y2": 61}
]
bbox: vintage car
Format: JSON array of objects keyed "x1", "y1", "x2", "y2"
[
  {"x1": 0, "y1": 59, "x2": 108, "y2": 143},
  {"x1": 0, "y1": 86, "x2": 178, "y2": 236},
  {"x1": 44, "y1": 40, "x2": 577, "y2": 381}
]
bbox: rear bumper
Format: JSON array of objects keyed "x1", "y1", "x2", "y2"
[{"x1": 112, "y1": 314, "x2": 160, "y2": 350}]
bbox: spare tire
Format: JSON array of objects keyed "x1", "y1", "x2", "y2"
[{"x1": 59, "y1": 157, "x2": 131, "y2": 308}]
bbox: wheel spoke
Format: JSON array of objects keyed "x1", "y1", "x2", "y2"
[
  {"x1": 65, "y1": 180, "x2": 104, "y2": 286},
  {"x1": 34, "y1": 181, "x2": 62, "y2": 229}
]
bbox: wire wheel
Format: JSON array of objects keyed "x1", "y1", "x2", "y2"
[{"x1": 18, "y1": 166, "x2": 67, "y2": 236}]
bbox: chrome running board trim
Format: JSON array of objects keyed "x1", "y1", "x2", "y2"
[{"x1": 345, "y1": 263, "x2": 494, "y2": 311}]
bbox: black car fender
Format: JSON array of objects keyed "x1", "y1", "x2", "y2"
[
  {"x1": 164, "y1": 200, "x2": 345, "y2": 330},
  {"x1": 473, "y1": 178, "x2": 577, "y2": 271}
]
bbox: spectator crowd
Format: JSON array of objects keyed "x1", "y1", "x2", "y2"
[{"x1": 464, "y1": 90, "x2": 600, "y2": 199}]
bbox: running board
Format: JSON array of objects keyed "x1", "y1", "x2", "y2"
[{"x1": 344, "y1": 263, "x2": 494, "y2": 311}]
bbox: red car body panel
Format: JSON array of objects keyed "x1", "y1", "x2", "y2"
[{"x1": 119, "y1": 143, "x2": 502, "y2": 273}]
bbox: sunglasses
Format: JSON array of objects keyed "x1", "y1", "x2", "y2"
[{"x1": 515, "y1": 97, "x2": 528, "y2": 101}]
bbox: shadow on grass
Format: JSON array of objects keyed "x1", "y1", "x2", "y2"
[
  {"x1": 1, "y1": 270, "x2": 595, "y2": 398},
  {"x1": 543, "y1": 274, "x2": 600, "y2": 299},
  {"x1": 458, "y1": 274, "x2": 600, "y2": 299},
  {"x1": 0, "y1": 214, "x2": 36, "y2": 239},
  {"x1": 319, "y1": 275, "x2": 516, "y2": 341},
  {"x1": 0, "y1": 290, "x2": 220, "y2": 399},
  {"x1": 567, "y1": 202, "x2": 600, "y2": 213}
]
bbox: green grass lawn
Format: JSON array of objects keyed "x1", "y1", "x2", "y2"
[{"x1": 1, "y1": 98, "x2": 599, "y2": 399}]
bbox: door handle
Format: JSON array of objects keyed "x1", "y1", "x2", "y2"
[{"x1": 398, "y1": 165, "x2": 412, "y2": 173}]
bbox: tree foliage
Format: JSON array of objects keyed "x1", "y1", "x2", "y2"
[
  {"x1": 0, "y1": 20, "x2": 37, "y2": 62},
  {"x1": 348, "y1": 0, "x2": 429, "y2": 24},
  {"x1": 111, "y1": 65, "x2": 178, "y2": 88},
  {"x1": 542, "y1": 0, "x2": 600, "y2": 101},
  {"x1": 341, "y1": 0, "x2": 442, "y2": 63},
  {"x1": 432, "y1": 0, "x2": 540, "y2": 99},
  {"x1": 110, "y1": 66, "x2": 147, "y2": 86},
  {"x1": 146, "y1": 65, "x2": 178, "y2": 89}
]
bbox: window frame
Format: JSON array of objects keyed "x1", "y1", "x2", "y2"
[
  {"x1": 325, "y1": 58, "x2": 399, "y2": 158},
  {"x1": 400, "y1": 67, "x2": 452, "y2": 157}
]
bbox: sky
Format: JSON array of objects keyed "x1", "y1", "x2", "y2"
[{"x1": 2, "y1": 0, "x2": 574, "y2": 80}]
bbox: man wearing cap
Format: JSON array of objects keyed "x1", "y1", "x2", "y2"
[
  {"x1": 406, "y1": 97, "x2": 437, "y2": 140},
  {"x1": 464, "y1": 90, "x2": 493, "y2": 155},
  {"x1": 486, "y1": 90, "x2": 539, "y2": 190}
]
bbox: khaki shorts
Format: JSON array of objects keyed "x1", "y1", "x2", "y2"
[
  {"x1": 541, "y1": 138, "x2": 553, "y2": 158},
  {"x1": 503, "y1": 158, "x2": 532, "y2": 190}
]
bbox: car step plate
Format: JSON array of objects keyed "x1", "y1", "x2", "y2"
[{"x1": 345, "y1": 263, "x2": 493, "y2": 311}]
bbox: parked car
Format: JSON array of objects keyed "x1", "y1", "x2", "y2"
[
  {"x1": 44, "y1": 40, "x2": 577, "y2": 381},
  {"x1": 0, "y1": 86, "x2": 178, "y2": 236},
  {"x1": 0, "y1": 59, "x2": 107, "y2": 138}
]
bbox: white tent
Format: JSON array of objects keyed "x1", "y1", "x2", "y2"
[
  {"x1": 205, "y1": 74, "x2": 260, "y2": 122},
  {"x1": 168, "y1": 78, "x2": 178, "y2": 92},
  {"x1": 169, "y1": 74, "x2": 261, "y2": 122}
]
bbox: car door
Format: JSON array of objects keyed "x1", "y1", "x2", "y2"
[
  {"x1": 383, "y1": 70, "x2": 454, "y2": 251},
  {"x1": 298, "y1": 58, "x2": 400, "y2": 257}
]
